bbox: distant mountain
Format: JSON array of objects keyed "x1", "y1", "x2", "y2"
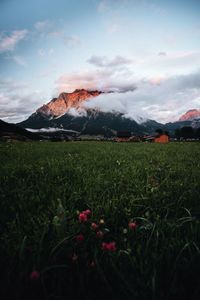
[
  {"x1": 17, "y1": 89, "x2": 200, "y2": 136},
  {"x1": 165, "y1": 109, "x2": 200, "y2": 131},
  {"x1": 0, "y1": 119, "x2": 41, "y2": 141},
  {"x1": 179, "y1": 109, "x2": 200, "y2": 121},
  {"x1": 18, "y1": 89, "x2": 164, "y2": 136}
]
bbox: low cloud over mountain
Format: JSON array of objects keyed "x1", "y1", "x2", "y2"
[{"x1": 56, "y1": 69, "x2": 200, "y2": 123}]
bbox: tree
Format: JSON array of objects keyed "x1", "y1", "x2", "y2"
[
  {"x1": 164, "y1": 131, "x2": 169, "y2": 136},
  {"x1": 195, "y1": 127, "x2": 200, "y2": 139},
  {"x1": 180, "y1": 126, "x2": 194, "y2": 139},
  {"x1": 155, "y1": 129, "x2": 163, "y2": 136},
  {"x1": 175, "y1": 128, "x2": 181, "y2": 139}
]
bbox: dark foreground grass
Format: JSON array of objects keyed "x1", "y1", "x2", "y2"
[{"x1": 0, "y1": 141, "x2": 200, "y2": 300}]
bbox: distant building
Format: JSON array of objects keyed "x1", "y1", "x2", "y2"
[{"x1": 155, "y1": 133, "x2": 169, "y2": 143}]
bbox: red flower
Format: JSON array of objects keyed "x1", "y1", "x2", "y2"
[
  {"x1": 128, "y1": 222, "x2": 137, "y2": 230},
  {"x1": 83, "y1": 209, "x2": 91, "y2": 216},
  {"x1": 96, "y1": 230, "x2": 104, "y2": 239},
  {"x1": 30, "y1": 270, "x2": 40, "y2": 281},
  {"x1": 91, "y1": 222, "x2": 99, "y2": 230},
  {"x1": 79, "y1": 212, "x2": 88, "y2": 222},
  {"x1": 76, "y1": 234, "x2": 84, "y2": 243},
  {"x1": 107, "y1": 242, "x2": 116, "y2": 251},
  {"x1": 102, "y1": 242, "x2": 116, "y2": 252}
]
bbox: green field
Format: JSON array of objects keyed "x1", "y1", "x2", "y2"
[{"x1": 0, "y1": 142, "x2": 200, "y2": 300}]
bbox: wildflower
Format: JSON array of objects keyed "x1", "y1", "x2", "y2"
[
  {"x1": 128, "y1": 221, "x2": 137, "y2": 230},
  {"x1": 79, "y1": 212, "x2": 88, "y2": 222},
  {"x1": 96, "y1": 230, "x2": 104, "y2": 239},
  {"x1": 91, "y1": 222, "x2": 99, "y2": 230},
  {"x1": 76, "y1": 234, "x2": 84, "y2": 243},
  {"x1": 83, "y1": 209, "x2": 91, "y2": 216},
  {"x1": 108, "y1": 242, "x2": 116, "y2": 251},
  {"x1": 30, "y1": 270, "x2": 40, "y2": 281},
  {"x1": 102, "y1": 242, "x2": 116, "y2": 252},
  {"x1": 99, "y1": 219, "x2": 105, "y2": 225}
]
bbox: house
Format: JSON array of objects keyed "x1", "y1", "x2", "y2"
[
  {"x1": 142, "y1": 135, "x2": 155, "y2": 142},
  {"x1": 155, "y1": 133, "x2": 169, "y2": 143}
]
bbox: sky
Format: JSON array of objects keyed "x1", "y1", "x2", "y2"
[{"x1": 0, "y1": 0, "x2": 200, "y2": 123}]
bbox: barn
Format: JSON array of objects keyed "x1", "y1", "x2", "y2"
[{"x1": 155, "y1": 134, "x2": 169, "y2": 143}]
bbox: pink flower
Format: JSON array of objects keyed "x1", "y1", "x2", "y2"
[
  {"x1": 30, "y1": 270, "x2": 40, "y2": 281},
  {"x1": 102, "y1": 242, "x2": 116, "y2": 252},
  {"x1": 128, "y1": 222, "x2": 137, "y2": 230},
  {"x1": 107, "y1": 242, "x2": 116, "y2": 251},
  {"x1": 96, "y1": 230, "x2": 104, "y2": 239},
  {"x1": 76, "y1": 234, "x2": 84, "y2": 243},
  {"x1": 83, "y1": 209, "x2": 91, "y2": 216},
  {"x1": 91, "y1": 222, "x2": 99, "y2": 230},
  {"x1": 79, "y1": 212, "x2": 88, "y2": 222}
]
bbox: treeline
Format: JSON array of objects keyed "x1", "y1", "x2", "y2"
[{"x1": 175, "y1": 126, "x2": 200, "y2": 139}]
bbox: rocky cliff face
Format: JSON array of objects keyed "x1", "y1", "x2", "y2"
[
  {"x1": 179, "y1": 109, "x2": 200, "y2": 121},
  {"x1": 37, "y1": 89, "x2": 101, "y2": 118}
]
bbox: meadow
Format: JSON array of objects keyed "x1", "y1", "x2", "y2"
[{"x1": 0, "y1": 141, "x2": 200, "y2": 300}]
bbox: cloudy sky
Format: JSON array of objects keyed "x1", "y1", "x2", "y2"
[{"x1": 0, "y1": 0, "x2": 200, "y2": 123}]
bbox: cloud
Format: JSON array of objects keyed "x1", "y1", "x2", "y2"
[
  {"x1": 63, "y1": 35, "x2": 81, "y2": 47},
  {"x1": 34, "y1": 20, "x2": 52, "y2": 31},
  {"x1": 158, "y1": 52, "x2": 166, "y2": 56},
  {"x1": 27, "y1": 127, "x2": 79, "y2": 133},
  {"x1": 56, "y1": 69, "x2": 200, "y2": 123},
  {"x1": 87, "y1": 55, "x2": 133, "y2": 68},
  {"x1": 97, "y1": 0, "x2": 109, "y2": 12},
  {"x1": 2, "y1": 69, "x2": 200, "y2": 124},
  {"x1": 56, "y1": 69, "x2": 136, "y2": 93},
  {"x1": 0, "y1": 79, "x2": 44, "y2": 123},
  {"x1": 48, "y1": 29, "x2": 81, "y2": 48},
  {"x1": 3, "y1": 54, "x2": 27, "y2": 66},
  {"x1": 136, "y1": 50, "x2": 200, "y2": 76},
  {"x1": 87, "y1": 56, "x2": 107, "y2": 67},
  {"x1": 107, "y1": 22, "x2": 120, "y2": 34},
  {"x1": 0, "y1": 30, "x2": 28, "y2": 53},
  {"x1": 12, "y1": 55, "x2": 27, "y2": 66},
  {"x1": 38, "y1": 48, "x2": 45, "y2": 57},
  {"x1": 38, "y1": 48, "x2": 55, "y2": 57}
]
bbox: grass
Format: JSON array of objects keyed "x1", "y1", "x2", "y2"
[{"x1": 0, "y1": 141, "x2": 200, "y2": 300}]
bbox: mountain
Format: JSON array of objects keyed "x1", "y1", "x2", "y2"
[
  {"x1": 18, "y1": 89, "x2": 164, "y2": 136},
  {"x1": 179, "y1": 109, "x2": 200, "y2": 121},
  {"x1": 17, "y1": 89, "x2": 200, "y2": 136},
  {"x1": 37, "y1": 89, "x2": 101, "y2": 118},
  {"x1": 0, "y1": 119, "x2": 41, "y2": 141},
  {"x1": 165, "y1": 109, "x2": 200, "y2": 131}
]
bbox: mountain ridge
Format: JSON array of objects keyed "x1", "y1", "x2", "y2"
[{"x1": 17, "y1": 89, "x2": 200, "y2": 136}]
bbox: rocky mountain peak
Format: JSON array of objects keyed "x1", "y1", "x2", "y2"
[
  {"x1": 179, "y1": 109, "x2": 200, "y2": 121},
  {"x1": 37, "y1": 89, "x2": 102, "y2": 118}
]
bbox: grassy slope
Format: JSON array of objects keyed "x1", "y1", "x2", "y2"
[{"x1": 0, "y1": 142, "x2": 200, "y2": 299}]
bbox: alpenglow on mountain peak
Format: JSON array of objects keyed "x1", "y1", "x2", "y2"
[
  {"x1": 179, "y1": 109, "x2": 200, "y2": 121},
  {"x1": 37, "y1": 89, "x2": 102, "y2": 118}
]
